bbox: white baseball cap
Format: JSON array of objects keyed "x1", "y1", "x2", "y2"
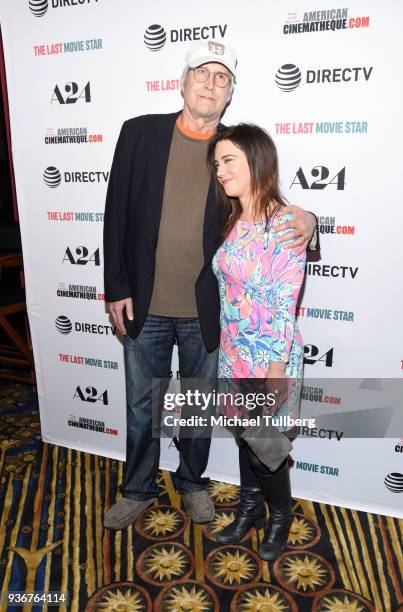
[{"x1": 185, "y1": 40, "x2": 237, "y2": 77}]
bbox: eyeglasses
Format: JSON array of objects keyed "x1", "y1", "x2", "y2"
[{"x1": 191, "y1": 66, "x2": 231, "y2": 88}]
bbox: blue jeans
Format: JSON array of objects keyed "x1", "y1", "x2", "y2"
[{"x1": 121, "y1": 315, "x2": 218, "y2": 501}]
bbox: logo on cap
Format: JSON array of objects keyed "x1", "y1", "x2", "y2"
[{"x1": 208, "y1": 41, "x2": 225, "y2": 56}]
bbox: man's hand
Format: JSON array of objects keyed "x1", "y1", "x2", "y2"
[
  {"x1": 275, "y1": 205, "x2": 316, "y2": 256},
  {"x1": 107, "y1": 298, "x2": 133, "y2": 335}
]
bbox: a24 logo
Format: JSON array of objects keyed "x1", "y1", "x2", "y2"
[
  {"x1": 304, "y1": 345, "x2": 334, "y2": 367},
  {"x1": 73, "y1": 385, "x2": 108, "y2": 405},
  {"x1": 291, "y1": 166, "x2": 345, "y2": 190},
  {"x1": 63, "y1": 246, "x2": 100, "y2": 266},
  {"x1": 51, "y1": 81, "x2": 91, "y2": 104}
]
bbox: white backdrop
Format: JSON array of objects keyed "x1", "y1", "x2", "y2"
[{"x1": 1, "y1": 0, "x2": 402, "y2": 517}]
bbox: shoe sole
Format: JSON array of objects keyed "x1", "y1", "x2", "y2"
[
  {"x1": 258, "y1": 544, "x2": 288, "y2": 561},
  {"x1": 189, "y1": 515, "x2": 215, "y2": 524},
  {"x1": 215, "y1": 518, "x2": 265, "y2": 544}
]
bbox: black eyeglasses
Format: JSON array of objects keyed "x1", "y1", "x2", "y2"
[{"x1": 191, "y1": 66, "x2": 231, "y2": 88}]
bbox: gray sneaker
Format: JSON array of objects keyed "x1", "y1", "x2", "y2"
[
  {"x1": 104, "y1": 497, "x2": 157, "y2": 530},
  {"x1": 181, "y1": 490, "x2": 215, "y2": 523}
]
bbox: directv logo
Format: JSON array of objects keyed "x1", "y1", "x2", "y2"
[
  {"x1": 144, "y1": 25, "x2": 167, "y2": 51},
  {"x1": 29, "y1": 0, "x2": 48, "y2": 17},
  {"x1": 29, "y1": 0, "x2": 99, "y2": 17},
  {"x1": 275, "y1": 63, "x2": 373, "y2": 91},
  {"x1": 384, "y1": 472, "x2": 403, "y2": 493},
  {"x1": 55, "y1": 315, "x2": 116, "y2": 336},
  {"x1": 43, "y1": 166, "x2": 109, "y2": 186},
  {"x1": 55, "y1": 315, "x2": 72, "y2": 334},
  {"x1": 144, "y1": 23, "x2": 228, "y2": 51},
  {"x1": 43, "y1": 166, "x2": 62, "y2": 188},
  {"x1": 275, "y1": 64, "x2": 302, "y2": 92}
]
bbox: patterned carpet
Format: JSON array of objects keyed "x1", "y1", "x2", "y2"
[{"x1": 0, "y1": 383, "x2": 402, "y2": 611}]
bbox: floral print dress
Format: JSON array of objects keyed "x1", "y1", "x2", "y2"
[{"x1": 212, "y1": 216, "x2": 306, "y2": 423}]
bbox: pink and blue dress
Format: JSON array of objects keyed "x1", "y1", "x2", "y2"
[{"x1": 212, "y1": 215, "x2": 306, "y2": 425}]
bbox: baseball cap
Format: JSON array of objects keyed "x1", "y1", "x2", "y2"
[{"x1": 185, "y1": 40, "x2": 237, "y2": 77}]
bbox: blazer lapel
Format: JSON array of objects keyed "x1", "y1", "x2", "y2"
[
  {"x1": 148, "y1": 112, "x2": 180, "y2": 233},
  {"x1": 203, "y1": 177, "x2": 219, "y2": 237},
  {"x1": 203, "y1": 121, "x2": 225, "y2": 238}
]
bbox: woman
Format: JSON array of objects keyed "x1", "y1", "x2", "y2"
[{"x1": 208, "y1": 124, "x2": 306, "y2": 561}]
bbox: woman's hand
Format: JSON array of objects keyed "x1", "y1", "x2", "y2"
[{"x1": 264, "y1": 365, "x2": 288, "y2": 415}]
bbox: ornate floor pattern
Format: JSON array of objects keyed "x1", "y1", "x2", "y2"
[{"x1": 0, "y1": 383, "x2": 402, "y2": 611}]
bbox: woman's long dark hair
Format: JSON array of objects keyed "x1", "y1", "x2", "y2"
[{"x1": 207, "y1": 123, "x2": 287, "y2": 238}]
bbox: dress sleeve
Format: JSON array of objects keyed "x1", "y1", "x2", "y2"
[{"x1": 267, "y1": 227, "x2": 306, "y2": 364}]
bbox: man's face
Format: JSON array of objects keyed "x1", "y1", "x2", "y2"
[{"x1": 181, "y1": 62, "x2": 233, "y2": 123}]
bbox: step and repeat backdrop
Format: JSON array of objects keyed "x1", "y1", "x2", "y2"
[{"x1": 1, "y1": 0, "x2": 402, "y2": 517}]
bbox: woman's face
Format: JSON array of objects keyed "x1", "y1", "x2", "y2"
[{"x1": 214, "y1": 139, "x2": 251, "y2": 204}]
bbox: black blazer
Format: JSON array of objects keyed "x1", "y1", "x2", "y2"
[{"x1": 103, "y1": 111, "x2": 227, "y2": 352}]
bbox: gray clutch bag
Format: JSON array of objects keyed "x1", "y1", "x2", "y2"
[{"x1": 241, "y1": 418, "x2": 293, "y2": 471}]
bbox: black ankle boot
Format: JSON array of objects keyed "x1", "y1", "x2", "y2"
[
  {"x1": 259, "y1": 501, "x2": 292, "y2": 561},
  {"x1": 215, "y1": 487, "x2": 265, "y2": 544},
  {"x1": 247, "y1": 454, "x2": 293, "y2": 561}
]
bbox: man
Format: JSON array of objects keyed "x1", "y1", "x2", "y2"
[{"x1": 103, "y1": 40, "x2": 316, "y2": 530}]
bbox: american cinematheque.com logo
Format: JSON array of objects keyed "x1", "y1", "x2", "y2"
[
  {"x1": 68, "y1": 415, "x2": 118, "y2": 436},
  {"x1": 317, "y1": 216, "x2": 356, "y2": 238},
  {"x1": 283, "y1": 8, "x2": 370, "y2": 35},
  {"x1": 57, "y1": 282, "x2": 105, "y2": 301},
  {"x1": 45, "y1": 127, "x2": 103, "y2": 145},
  {"x1": 29, "y1": 0, "x2": 99, "y2": 18}
]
